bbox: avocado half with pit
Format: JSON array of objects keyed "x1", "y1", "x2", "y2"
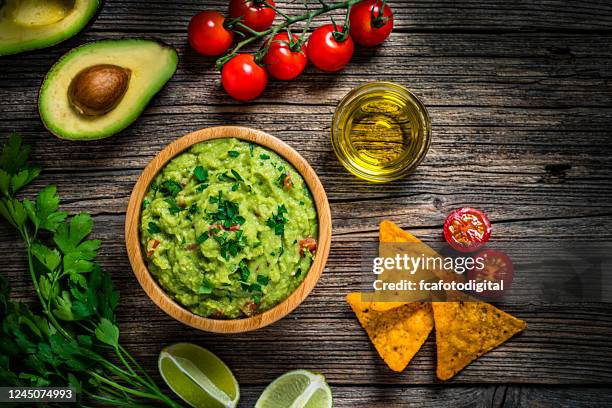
[
  {"x1": 39, "y1": 38, "x2": 178, "y2": 141},
  {"x1": 0, "y1": 0, "x2": 100, "y2": 56}
]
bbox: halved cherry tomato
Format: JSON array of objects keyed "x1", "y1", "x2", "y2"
[
  {"x1": 263, "y1": 32, "x2": 308, "y2": 81},
  {"x1": 188, "y1": 11, "x2": 234, "y2": 57},
  {"x1": 229, "y1": 0, "x2": 276, "y2": 32},
  {"x1": 443, "y1": 207, "x2": 492, "y2": 252},
  {"x1": 221, "y1": 54, "x2": 268, "y2": 101},
  {"x1": 349, "y1": 0, "x2": 394, "y2": 47},
  {"x1": 307, "y1": 24, "x2": 354, "y2": 72},
  {"x1": 468, "y1": 249, "x2": 514, "y2": 297}
]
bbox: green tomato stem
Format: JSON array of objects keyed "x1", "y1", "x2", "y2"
[{"x1": 217, "y1": 0, "x2": 361, "y2": 69}]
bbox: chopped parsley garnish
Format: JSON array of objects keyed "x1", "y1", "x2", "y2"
[
  {"x1": 189, "y1": 203, "x2": 199, "y2": 215},
  {"x1": 147, "y1": 222, "x2": 161, "y2": 234},
  {"x1": 165, "y1": 198, "x2": 182, "y2": 215},
  {"x1": 238, "y1": 260, "x2": 250, "y2": 281},
  {"x1": 260, "y1": 154, "x2": 270, "y2": 160},
  {"x1": 299, "y1": 200, "x2": 305, "y2": 206},
  {"x1": 231, "y1": 169, "x2": 243, "y2": 182},
  {"x1": 214, "y1": 230, "x2": 247, "y2": 260},
  {"x1": 257, "y1": 275, "x2": 270, "y2": 286},
  {"x1": 249, "y1": 143, "x2": 254, "y2": 157},
  {"x1": 196, "y1": 232, "x2": 209, "y2": 244},
  {"x1": 160, "y1": 179, "x2": 182, "y2": 197},
  {"x1": 231, "y1": 183, "x2": 239, "y2": 192},
  {"x1": 208, "y1": 191, "x2": 246, "y2": 228},
  {"x1": 276, "y1": 172, "x2": 286, "y2": 188},
  {"x1": 196, "y1": 183, "x2": 209, "y2": 193},
  {"x1": 217, "y1": 169, "x2": 244, "y2": 183},
  {"x1": 228, "y1": 150, "x2": 240, "y2": 158},
  {"x1": 198, "y1": 283, "x2": 213, "y2": 294},
  {"x1": 252, "y1": 294, "x2": 262, "y2": 304},
  {"x1": 142, "y1": 198, "x2": 151, "y2": 208},
  {"x1": 248, "y1": 283, "x2": 262, "y2": 293},
  {"x1": 193, "y1": 166, "x2": 208, "y2": 183},
  {"x1": 267, "y1": 205, "x2": 288, "y2": 236}
]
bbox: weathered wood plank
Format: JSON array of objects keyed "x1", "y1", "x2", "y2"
[
  {"x1": 88, "y1": 1, "x2": 612, "y2": 33},
  {"x1": 239, "y1": 385, "x2": 499, "y2": 407},
  {"x1": 238, "y1": 385, "x2": 612, "y2": 407}
]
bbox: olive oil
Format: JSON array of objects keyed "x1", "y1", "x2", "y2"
[{"x1": 332, "y1": 82, "x2": 431, "y2": 182}]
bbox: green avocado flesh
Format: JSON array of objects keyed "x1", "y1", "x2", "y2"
[
  {"x1": 0, "y1": 0, "x2": 100, "y2": 56},
  {"x1": 39, "y1": 39, "x2": 178, "y2": 140},
  {"x1": 140, "y1": 138, "x2": 319, "y2": 319}
]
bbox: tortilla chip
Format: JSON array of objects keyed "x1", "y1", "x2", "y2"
[
  {"x1": 347, "y1": 292, "x2": 434, "y2": 372},
  {"x1": 380, "y1": 220, "x2": 422, "y2": 244},
  {"x1": 432, "y1": 301, "x2": 527, "y2": 380}
]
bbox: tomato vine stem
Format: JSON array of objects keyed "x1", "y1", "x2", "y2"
[{"x1": 217, "y1": 0, "x2": 362, "y2": 69}]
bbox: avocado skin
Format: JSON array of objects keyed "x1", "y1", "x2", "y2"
[
  {"x1": 0, "y1": 0, "x2": 102, "y2": 57},
  {"x1": 38, "y1": 38, "x2": 179, "y2": 141}
]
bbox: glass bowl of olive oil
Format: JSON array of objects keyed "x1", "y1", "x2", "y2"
[{"x1": 331, "y1": 82, "x2": 431, "y2": 182}]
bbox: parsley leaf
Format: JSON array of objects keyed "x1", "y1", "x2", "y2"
[
  {"x1": 159, "y1": 179, "x2": 182, "y2": 197},
  {"x1": 238, "y1": 260, "x2": 250, "y2": 281},
  {"x1": 228, "y1": 150, "x2": 240, "y2": 158},
  {"x1": 231, "y1": 169, "x2": 243, "y2": 182},
  {"x1": 95, "y1": 318, "x2": 119, "y2": 348},
  {"x1": 148, "y1": 222, "x2": 161, "y2": 234},
  {"x1": 165, "y1": 198, "x2": 182, "y2": 215},
  {"x1": 198, "y1": 283, "x2": 213, "y2": 295},
  {"x1": 257, "y1": 275, "x2": 270, "y2": 286},
  {"x1": 267, "y1": 205, "x2": 288, "y2": 236},
  {"x1": 260, "y1": 154, "x2": 270, "y2": 160},
  {"x1": 193, "y1": 166, "x2": 208, "y2": 182},
  {"x1": 208, "y1": 191, "x2": 245, "y2": 228}
]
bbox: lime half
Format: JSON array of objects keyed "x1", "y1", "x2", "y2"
[
  {"x1": 158, "y1": 343, "x2": 239, "y2": 408},
  {"x1": 255, "y1": 370, "x2": 333, "y2": 408}
]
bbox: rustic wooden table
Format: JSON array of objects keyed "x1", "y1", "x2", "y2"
[{"x1": 2, "y1": 1, "x2": 612, "y2": 407}]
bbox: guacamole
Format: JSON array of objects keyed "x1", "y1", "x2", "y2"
[{"x1": 140, "y1": 138, "x2": 318, "y2": 319}]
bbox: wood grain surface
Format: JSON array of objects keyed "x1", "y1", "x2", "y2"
[{"x1": 1, "y1": 0, "x2": 612, "y2": 407}]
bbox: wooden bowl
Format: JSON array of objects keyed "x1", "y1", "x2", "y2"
[{"x1": 125, "y1": 126, "x2": 332, "y2": 333}]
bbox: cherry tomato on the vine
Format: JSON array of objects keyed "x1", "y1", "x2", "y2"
[
  {"x1": 221, "y1": 54, "x2": 268, "y2": 101},
  {"x1": 349, "y1": 0, "x2": 394, "y2": 47},
  {"x1": 307, "y1": 24, "x2": 354, "y2": 72},
  {"x1": 468, "y1": 249, "x2": 514, "y2": 297},
  {"x1": 188, "y1": 11, "x2": 234, "y2": 57},
  {"x1": 229, "y1": 0, "x2": 276, "y2": 32},
  {"x1": 263, "y1": 32, "x2": 308, "y2": 81},
  {"x1": 443, "y1": 207, "x2": 492, "y2": 252}
]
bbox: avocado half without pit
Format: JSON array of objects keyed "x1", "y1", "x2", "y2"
[
  {"x1": 0, "y1": 0, "x2": 101, "y2": 56},
  {"x1": 39, "y1": 39, "x2": 178, "y2": 141}
]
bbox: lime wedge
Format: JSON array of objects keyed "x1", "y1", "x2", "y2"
[
  {"x1": 255, "y1": 370, "x2": 333, "y2": 408},
  {"x1": 158, "y1": 343, "x2": 239, "y2": 408}
]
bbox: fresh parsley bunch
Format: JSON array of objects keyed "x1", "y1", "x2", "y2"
[{"x1": 0, "y1": 134, "x2": 183, "y2": 407}]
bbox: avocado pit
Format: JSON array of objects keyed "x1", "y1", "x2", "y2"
[{"x1": 68, "y1": 64, "x2": 131, "y2": 116}]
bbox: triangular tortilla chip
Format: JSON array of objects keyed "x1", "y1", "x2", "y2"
[
  {"x1": 347, "y1": 292, "x2": 434, "y2": 372},
  {"x1": 432, "y1": 301, "x2": 527, "y2": 380}
]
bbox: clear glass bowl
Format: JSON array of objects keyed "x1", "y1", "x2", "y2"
[{"x1": 331, "y1": 82, "x2": 432, "y2": 182}]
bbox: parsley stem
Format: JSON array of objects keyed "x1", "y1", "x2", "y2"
[
  {"x1": 88, "y1": 371, "x2": 165, "y2": 402},
  {"x1": 119, "y1": 344, "x2": 158, "y2": 387}
]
